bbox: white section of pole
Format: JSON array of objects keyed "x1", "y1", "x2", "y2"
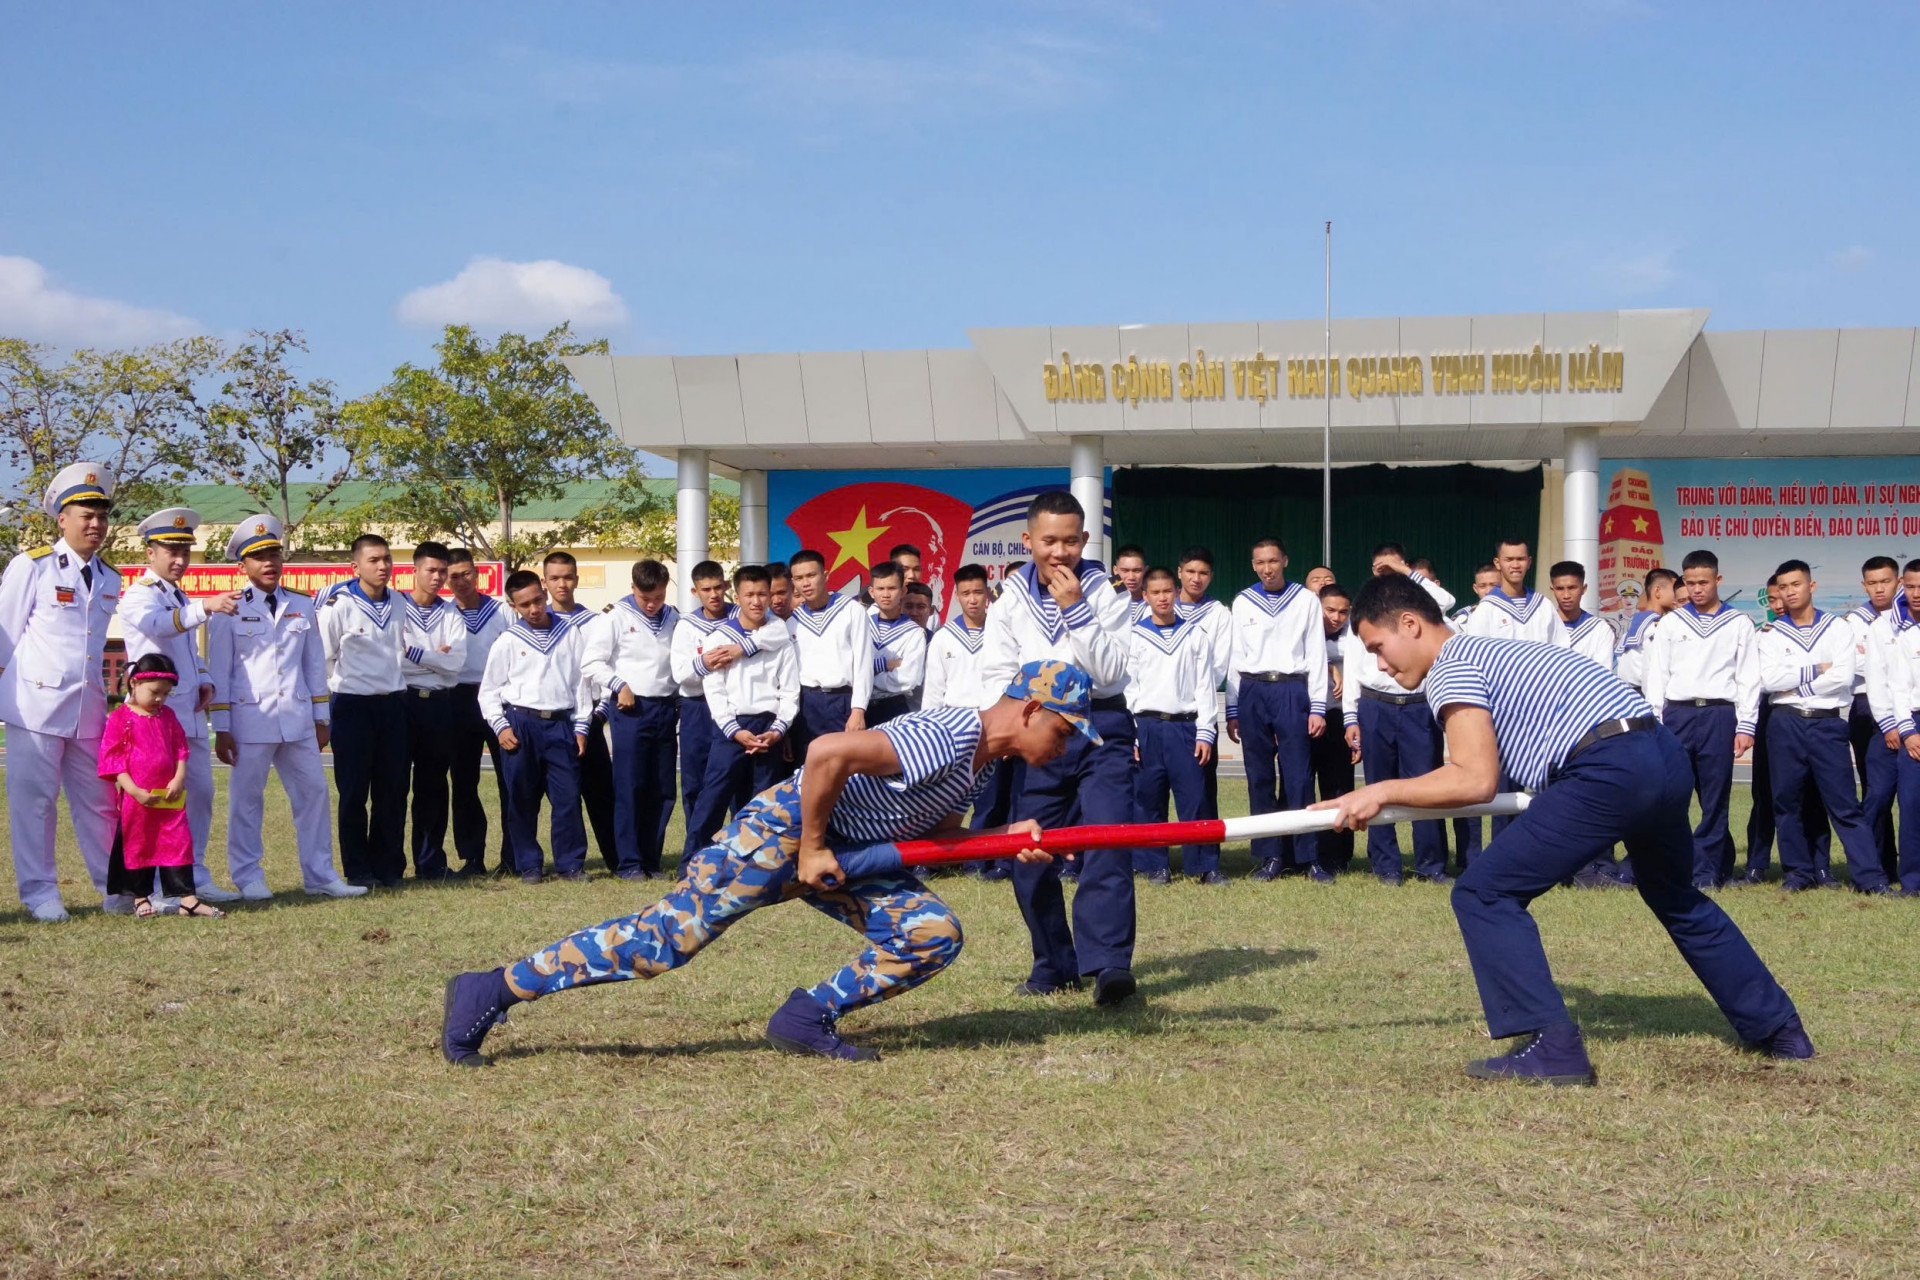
[
  {"x1": 1218, "y1": 792, "x2": 1530, "y2": 842},
  {"x1": 1323, "y1": 220, "x2": 1333, "y2": 568},
  {"x1": 674, "y1": 448, "x2": 710, "y2": 615},
  {"x1": 1069, "y1": 435, "x2": 1106, "y2": 566},
  {"x1": 738, "y1": 468, "x2": 769, "y2": 565},
  {"x1": 1563, "y1": 426, "x2": 1601, "y2": 612}
]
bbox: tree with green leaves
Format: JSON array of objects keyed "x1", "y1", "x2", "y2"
[
  {"x1": 343, "y1": 324, "x2": 660, "y2": 570},
  {"x1": 198, "y1": 329, "x2": 353, "y2": 556},
  {"x1": 0, "y1": 336, "x2": 220, "y2": 558}
]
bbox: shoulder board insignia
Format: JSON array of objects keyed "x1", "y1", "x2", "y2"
[
  {"x1": 323, "y1": 592, "x2": 341, "y2": 606},
  {"x1": 1111, "y1": 580, "x2": 1127, "y2": 593},
  {"x1": 26, "y1": 545, "x2": 52, "y2": 560},
  {"x1": 282, "y1": 586, "x2": 310, "y2": 597},
  {"x1": 603, "y1": 603, "x2": 615, "y2": 612}
]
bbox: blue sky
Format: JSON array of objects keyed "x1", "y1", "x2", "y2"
[{"x1": 3, "y1": 1, "x2": 1915, "y2": 407}]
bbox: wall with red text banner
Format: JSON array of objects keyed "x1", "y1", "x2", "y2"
[
  {"x1": 112, "y1": 562, "x2": 505, "y2": 599},
  {"x1": 1598, "y1": 457, "x2": 1918, "y2": 621}
]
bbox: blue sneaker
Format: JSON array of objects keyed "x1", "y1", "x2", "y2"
[
  {"x1": 1308, "y1": 864, "x2": 1337, "y2": 884},
  {"x1": 441, "y1": 969, "x2": 518, "y2": 1067},
  {"x1": 764, "y1": 989, "x2": 879, "y2": 1062},
  {"x1": 1744, "y1": 1015, "x2": 1816, "y2": 1060},
  {"x1": 1464, "y1": 1023, "x2": 1596, "y2": 1087}
]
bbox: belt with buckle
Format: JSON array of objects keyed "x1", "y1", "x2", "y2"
[
  {"x1": 1669, "y1": 697, "x2": 1732, "y2": 709},
  {"x1": 1091, "y1": 695, "x2": 1131, "y2": 713},
  {"x1": 409, "y1": 686, "x2": 452, "y2": 700},
  {"x1": 1135, "y1": 710, "x2": 1197, "y2": 722},
  {"x1": 803, "y1": 684, "x2": 852, "y2": 695},
  {"x1": 1562, "y1": 715, "x2": 1660, "y2": 768},
  {"x1": 1239, "y1": 671, "x2": 1306, "y2": 683},
  {"x1": 1360, "y1": 686, "x2": 1425, "y2": 707},
  {"x1": 1778, "y1": 704, "x2": 1842, "y2": 719},
  {"x1": 506, "y1": 703, "x2": 569, "y2": 721}
]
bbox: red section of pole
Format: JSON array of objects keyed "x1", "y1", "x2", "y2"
[{"x1": 896, "y1": 819, "x2": 1229, "y2": 868}]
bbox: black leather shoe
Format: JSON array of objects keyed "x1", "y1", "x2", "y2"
[
  {"x1": 1740, "y1": 867, "x2": 1768, "y2": 885},
  {"x1": 1016, "y1": 978, "x2": 1081, "y2": 997},
  {"x1": 1198, "y1": 871, "x2": 1229, "y2": 886},
  {"x1": 1143, "y1": 869, "x2": 1170, "y2": 885},
  {"x1": 519, "y1": 871, "x2": 543, "y2": 886},
  {"x1": 1092, "y1": 968, "x2": 1137, "y2": 1007},
  {"x1": 1250, "y1": 858, "x2": 1284, "y2": 882}
]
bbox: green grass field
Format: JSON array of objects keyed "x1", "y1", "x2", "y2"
[{"x1": 2, "y1": 771, "x2": 1916, "y2": 1278}]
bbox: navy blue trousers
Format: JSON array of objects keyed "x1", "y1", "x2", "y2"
[
  {"x1": 1237, "y1": 679, "x2": 1317, "y2": 868},
  {"x1": 1766, "y1": 711, "x2": 1887, "y2": 890},
  {"x1": 1312, "y1": 721, "x2": 1355, "y2": 868},
  {"x1": 1453, "y1": 727, "x2": 1800, "y2": 1042},
  {"x1": 793, "y1": 687, "x2": 853, "y2": 768},
  {"x1": 1665, "y1": 702, "x2": 1737, "y2": 885},
  {"x1": 1747, "y1": 702, "x2": 1829, "y2": 875},
  {"x1": 1358, "y1": 696, "x2": 1446, "y2": 880},
  {"x1": 971, "y1": 757, "x2": 1023, "y2": 829},
  {"x1": 579, "y1": 713, "x2": 617, "y2": 864},
  {"x1": 1849, "y1": 695, "x2": 1899, "y2": 881},
  {"x1": 867, "y1": 693, "x2": 913, "y2": 726},
  {"x1": 450, "y1": 682, "x2": 511, "y2": 871},
  {"x1": 678, "y1": 697, "x2": 718, "y2": 859},
  {"x1": 405, "y1": 689, "x2": 456, "y2": 879},
  {"x1": 500, "y1": 708, "x2": 587, "y2": 876},
  {"x1": 1893, "y1": 746, "x2": 1920, "y2": 893},
  {"x1": 1452, "y1": 817, "x2": 1481, "y2": 871},
  {"x1": 1132, "y1": 717, "x2": 1213, "y2": 876},
  {"x1": 687, "y1": 711, "x2": 782, "y2": 852},
  {"x1": 1013, "y1": 703, "x2": 1137, "y2": 982},
  {"x1": 332, "y1": 691, "x2": 409, "y2": 884},
  {"x1": 610, "y1": 695, "x2": 678, "y2": 875}
]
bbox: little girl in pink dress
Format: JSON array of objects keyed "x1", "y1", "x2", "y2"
[{"x1": 100, "y1": 654, "x2": 223, "y2": 918}]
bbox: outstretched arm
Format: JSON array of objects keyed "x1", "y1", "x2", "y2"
[
  {"x1": 796, "y1": 729, "x2": 904, "y2": 889},
  {"x1": 1314, "y1": 705, "x2": 1501, "y2": 829}
]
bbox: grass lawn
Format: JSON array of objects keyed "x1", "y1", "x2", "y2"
[{"x1": 1, "y1": 770, "x2": 1916, "y2": 1278}]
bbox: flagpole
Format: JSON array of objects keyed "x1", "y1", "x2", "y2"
[{"x1": 1322, "y1": 220, "x2": 1333, "y2": 568}]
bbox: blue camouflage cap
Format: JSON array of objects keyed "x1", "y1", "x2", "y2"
[{"x1": 1005, "y1": 659, "x2": 1101, "y2": 743}]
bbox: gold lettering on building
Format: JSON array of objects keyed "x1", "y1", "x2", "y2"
[{"x1": 1043, "y1": 345, "x2": 1620, "y2": 402}]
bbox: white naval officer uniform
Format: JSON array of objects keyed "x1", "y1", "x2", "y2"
[
  {"x1": 0, "y1": 464, "x2": 122, "y2": 918},
  {"x1": 922, "y1": 616, "x2": 992, "y2": 711}
]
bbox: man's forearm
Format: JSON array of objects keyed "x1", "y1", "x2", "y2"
[{"x1": 1365, "y1": 761, "x2": 1496, "y2": 809}]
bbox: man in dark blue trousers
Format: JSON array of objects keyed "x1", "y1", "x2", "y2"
[{"x1": 1321, "y1": 574, "x2": 1813, "y2": 1085}]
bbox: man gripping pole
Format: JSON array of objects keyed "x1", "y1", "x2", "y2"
[
  {"x1": 440, "y1": 660, "x2": 1098, "y2": 1066},
  {"x1": 1316, "y1": 573, "x2": 1813, "y2": 1086}
]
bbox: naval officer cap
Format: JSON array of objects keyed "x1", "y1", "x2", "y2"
[
  {"x1": 43, "y1": 462, "x2": 115, "y2": 518},
  {"x1": 228, "y1": 513, "x2": 285, "y2": 562},
  {"x1": 137, "y1": 507, "x2": 202, "y2": 546}
]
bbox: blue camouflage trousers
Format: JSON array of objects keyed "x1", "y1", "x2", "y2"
[{"x1": 504, "y1": 791, "x2": 965, "y2": 1018}]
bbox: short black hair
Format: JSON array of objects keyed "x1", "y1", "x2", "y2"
[
  {"x1": 446, "y1": 547, "x2": 476, "y2": 567},
  {"x1": 1004, "y1": 560, "x2": 1026, "y2": 576},
  {"x1": 1113, "y1": 544, "x2": 1147, "y2": 565},
  {"x1": 1178, "y1": 545, "x2": 1214, "y2": 569},
  {"x1": 350, "y1": 533, "x2": 388, "y2": 556},
  {"x1": 870, "y1": 560, "x2": 904, "y2": 585},
  {"x1": 691, "y1": 559, "x2": 726, "y2": 586},
  {"x1": 888, "y1": 543, "x2": 923, "y2": 561},
  {"x1": 1411, "y1": 557, "x2": 1435, "y2": 574},
  {"x1": 1025, "y1": 490, "x2": 1084, "y2": 525},
  {"x1": 1144, "y1": 566, "x2": 1176, "y2": 587},
  {"x1": 1549, "y1": 561, "x2": 1585, "y2": 582},
  {"x1": 790, "y1": 548, "x2": 825, "y2": 572},
  {"x1": 128, "y1": 652, "x2": 179, "y2": 682},
  {"x1": 1252, "y1": 536, "x2": 1286, "y2": 556},
  {"x1": 413, "y1": 541, "x2": 452, "y2": 565},
  {"x1": 1318, "y1": 582, "x2": 1351, "y2": 602},
  {"x1": 733, "y1": 564, "x2": 771, "y2": 589},
  {"x1": 1765, "y1": 573, "x2": 1779, "y2": 588},
  {"x1": 1774, "y1": 559, "x2": 1812, "y2": 580},
  {"x1": 505, "y1": 569, "x2": 543, "y2": 599},
  {"x1": 543, "y1": 550, "x2": 577, "y2": 570},
  {"x1": 1307, "y1": 565, "x2": 1333, "y2": 579},
  {"x1": 1351, "y1": 572, "x2": 1445, "y2": 629},
  {"x1": 1495, "y1": 535, "x2": 1530, "y2": 553},
  {"x1": 1905, "y1": 559, "x2": 1920, "y2": 575},
  {"x1": 1645, "y1": 567, "x2": 1679, "y2": 591},
  {"x1": 1680, "y1": 549, "x2": 1719, "y2": 573},
  {"x1": 1370, "y1": 542, "x2": 1407, "y2": 562},
  {"x1": 906, "y1": 582, "x2": 934, "y2": 601},
  {"x1": 1473, "y1": 561, "x2": 1497, "y2": 577},
  {"x1": 632, "y1": 559, "x2": 670, "y2": 591},
  {"x1": 766, "y1": 560, "x2": 790, "y2": 581},
  {"x1": 953, "y1": 563, "x2": 988, "y2": 586},
  {"x1": 1862, "y1": 555, "x2": 1899, "y2": 577}
]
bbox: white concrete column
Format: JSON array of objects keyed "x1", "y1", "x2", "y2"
[
  {"x1": 738, "y1": 469, "x2": 769, "y2": 565},
  {"x1": 1069, "y1": 435, "x2": 1106, "y2": 566},
  {"x1": 675, "y1": 448, "x2": 710, "y2": 615},
  {"x1": 1563, "y1": 427, "x2": 1600, "y2": 611}
]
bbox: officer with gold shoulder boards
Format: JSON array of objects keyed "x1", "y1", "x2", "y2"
[
  {"x1": 119, "y1": 506, "x2": 245, "y2": 903},
  {"x1": 0, "y1": 463, "x2": 126, "y2": 920},
  {"x1": 207, "y1": 515, "x2": 367, "y2": 899}
]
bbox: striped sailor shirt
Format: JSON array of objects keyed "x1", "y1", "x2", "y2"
[{"x1": 1422, "y1": 633, "x2": 1652, "y2": 790}]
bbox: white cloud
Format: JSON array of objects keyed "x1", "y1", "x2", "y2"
[
  {"x1": 1832, "y1": 244, "x2": 1873, "y2": 272},
  {"x1": 397, "y1": 257, "x2": 629, "y2": 330},
  {"x1": 0, "y1": 255, "x2": 202, "y2": 346}
]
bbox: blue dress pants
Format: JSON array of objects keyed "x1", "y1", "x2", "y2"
[
  {"x1": 678, "y1": 696, "x2": 718, "y2": 860},
  {"x1": 687, "y1": 711, "x2": 782, "y2": 853},
  {"x1": 1892, "y1": 746, "x2": 1920, "y2": 893},
  {"x1": 1452, "y1": 727, "x2": 1800, "y2": 1042},
  {"x1": 793, "y1": 687, "x2": 853, "y2": 768},
  {"x1": 1357, "y1": 695, "x2": 1446, "y2": 880},
  {"x1": 609, "y1": 695, "x2": 678, "y2": 875},
  {"x1": 500, "y1": 707, "x2": 587, "y2": 876},
  {"x1": 1767, "y1": 711, "x2": 1888, "y2": 890},
  {"x1": 1849, "y1": 694, "x2": 1898, "y2": 881},
  {"x1": 450, "y1": 682, "x2": 512, "y2": 871},
  {"x1": 1013, "y1": 702, "x2": 1138, "y2": 983},
  {"x1": 1746, "y1": 701, "x2": 1829, "y2": 876},
  {"x1": 1131, "y1": 716, "x2": 1213, "y2": 876},
  {"x1": 333, "y1": 690, "x2": 409, "y2": 884},
  {"x1": 1311, "y1": 719, "x2": 1355, "y2": 868},
  {"x1": 1237, "y1": 679, "x2": 1317, "y2": 868},
  {"x1": 1664, "y1": 702, "x2": 1737, "y2": 885},
  {"x1": 405, "y1": 688, "x2": 457, "y2": 879}
]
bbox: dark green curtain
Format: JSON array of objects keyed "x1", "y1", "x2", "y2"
[{"x1": 1111, "y1": 464, "x2": 1541, "y2": 602}]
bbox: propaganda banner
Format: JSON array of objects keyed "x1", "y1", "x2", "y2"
[{"x1": 114, "y1": 561, "x2": 506, "y2": 600}]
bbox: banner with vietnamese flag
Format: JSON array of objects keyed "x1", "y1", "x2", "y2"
[
  {"x1": 113, "y1": 561, "x2": 505, "y2": 599},
  {"x1": 771, "y1": 468, "x2": 1114, "y2": 615}
]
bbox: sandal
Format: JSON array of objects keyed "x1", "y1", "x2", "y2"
[
  {"x1": 176, "y1": 896, "x2": 226, "y2": 919},
  {"x1": 134, "y1": 897, "x2": 157, "y2": 919}
]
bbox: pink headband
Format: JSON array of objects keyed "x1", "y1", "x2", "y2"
[{"x1": 129, "y1": 671, "x2": 178, "y2": 684}]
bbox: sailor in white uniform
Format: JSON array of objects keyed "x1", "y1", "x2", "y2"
[
  {"x1": 1613, "y1": 568, "x2": 1678, "y2": 694},
  {"x1": 866, "y1": 560, "x2": 927, "y2": 725},
  {"x1": 118, "y1": 506, "x2": 244, "y2": 903},
  {"x1": 580, "y1": 558, "x2": 681, "y2": 878},
  {"x1": 447, "y1": 548, "x2": 512, "y2": 874},
  {"x1": 0, "y1": 464, "x2": 124, "y2": 920},
  {"x1": 1128, "y1": 567, "x2": 1221, "y2": 883},
  {"x1": 208, "y1": 515, "x2": 366, "y2": 899},
  {"x1": 1548, "y1": 561, "x2": 1619, "y2": 672}
]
